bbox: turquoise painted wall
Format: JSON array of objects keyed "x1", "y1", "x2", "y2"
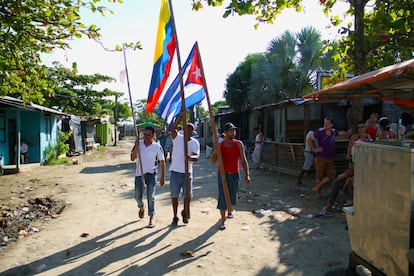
[{"x1": 0, "y1": 108, "x2": 59, "y2": 165}]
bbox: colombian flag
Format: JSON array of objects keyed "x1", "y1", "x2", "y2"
[{"x1": 147, "y1": 0, "x2": 176, "y2": 114}]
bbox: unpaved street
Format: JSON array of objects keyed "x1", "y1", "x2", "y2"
[{"x1": 0, "y1": 139, "x2": 351, "y2": 275}]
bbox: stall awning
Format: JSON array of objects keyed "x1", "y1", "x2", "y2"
[{"x1": 302, "y1": 59, "x2": 414, "y2": 106}]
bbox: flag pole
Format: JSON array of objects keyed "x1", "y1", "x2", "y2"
[
  {"x1": 123, "y1": 45, "x2": 145, "y2": 187},
  {"x1": 194, "y1": 42, "x2": 233, "y2": 214},
  {"x1": 167, "y1": 0, "x2": 191, "y2": 219}
]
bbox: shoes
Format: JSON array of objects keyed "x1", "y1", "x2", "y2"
[
  {"x1": 171, "y1": 217, "x2": 179, "y2": 226},
  {"x1": 138, "y1": 206, "x2": 145, "y2": 219},
  {"x1": 181, "y1": 210, "x2": 189, "y2": 224},
  {"x1": 227, "y1": 213, "x2": 234, "y2": 219},
  {"x1": 318, "y1": 207, "x2": 333, "y2": 217},
  {"x1": 147, "y1": 221, "x2": 155, "y2": 228},
  {"x1": 219, "y1": 224, "x2": 226, "y2": 230}
]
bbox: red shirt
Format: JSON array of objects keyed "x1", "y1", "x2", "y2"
[
  {"x1": 366, "y1": 126, "x2": 378, "y2": 140},
  {"x1": 219, "y1": 139, "x2": 240, "y2": 173}
]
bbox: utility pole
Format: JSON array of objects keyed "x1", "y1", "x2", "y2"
[{"x1": 114, "y1": 95, "x2": 118, "y2": 146}]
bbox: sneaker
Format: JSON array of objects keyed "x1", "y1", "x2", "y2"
[
  {"x1": 318, "y1": 208, "x2": 334, "y2": 217},
  {"x1": 181, "y1": 210, "x2": 189, "y2": 224},
  {"x1": 138, "y1": 207, "x2": 145, "y2": 219},
  {"x1": 171, "y1": 217, "x2": 179, "y2": 226}
]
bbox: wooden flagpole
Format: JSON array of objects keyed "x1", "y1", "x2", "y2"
[
  {"x1": 123, "y1": 45, "x2": 145, "y2": 187},
  {"x1": 194, "y1": 42, "x2": 233, "y2": 214},
  {"x1": 167, "y1": 0, "x2": 192, "y2": 219}
]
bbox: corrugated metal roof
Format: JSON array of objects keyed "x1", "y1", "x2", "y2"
[{"x1": 0, "y1": 96, "x2": 69, "y2": 116}]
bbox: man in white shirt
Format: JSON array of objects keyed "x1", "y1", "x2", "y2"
[
  {"x1": 169, "y1": 117, "x2": 200, "y2": 226},
  {"x1": 130, "y1": 126, "x2": 165, "y2": 228}
]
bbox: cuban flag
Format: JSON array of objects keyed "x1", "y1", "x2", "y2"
[
  {"x1": 146, "y1": 0, "x2": 176, "y2": 114},
  {"x1": 157, "y1": 43, "x2": 206, "y2": 129}
]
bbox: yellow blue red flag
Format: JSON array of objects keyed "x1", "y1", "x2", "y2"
[{"x1": 147, "y1": 0, "x2": 176, "y2": 114}]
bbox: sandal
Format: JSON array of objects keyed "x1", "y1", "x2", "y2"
[
  {"x1": 219, "y1": 224, "x2": 226, "y2": 230},
  {"x1": 147, "y1": 222, "x2": 155, "y2": 228},
  {"x1": 316, "y1": 208, "x2": 334, "y2": 218},
  {"x1": 227, "y1": 213, "x2": 234, "y2": 219},
  {"x1": 171, "y1": 217, "x2": 179, "y2": 226},
  {"x1": 138, "y1": 206, "x2": 145, "y2": 219},
  {"x1": 181, "y1": 210, "x2": 189, "y2": 224}
]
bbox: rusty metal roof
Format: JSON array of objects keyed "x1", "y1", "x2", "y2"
[{"x1": 302, "y1": 59, "x2": 414, "y2": 105}]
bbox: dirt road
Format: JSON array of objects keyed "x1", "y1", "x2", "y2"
[{"x1": 0, "y1": 139, "x2": 351, "y2": 275}]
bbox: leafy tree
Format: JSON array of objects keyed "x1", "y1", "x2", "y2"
[
  {"x1": 113, "y1": 102, "x2": 132, "y2": 123},
  {"x1": 135, "y1": 99, "x2": 166, "y2": 128},
  {"x1": 251, "y1": 27, "x2": 326, "y2": 105},
  {"x1": 0, "y1": 0, "x2": 140, "y2": 103},
  {"x1": 42, "y1": 62, "x2": 121, "y2": 117},
  {"x1": 225, "y1": 27, "x2": 333, "y2": 109},
  {"x1": 333, "y1": 0, "x2": 414, "y2": 74},
  {"x1": 224, "y1": 54, "x2": 259, "y2": 112},
  {"x1": 193, "y1": 0, "x2": 414, "y2": 75},
  {"x1": 1, "y1": 0, "x2": 112, "y2": 102}
]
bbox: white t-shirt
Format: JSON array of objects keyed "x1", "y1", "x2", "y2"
[
  {"x1": 20, "y1": 143, "x2": 28, "y2": 153},
  {"x1": 305, "y1": 130, "x2": 317, "y2": 152},
  {"x1": 134, "y1": 141, "x2": 164, "y2": 177},
  {"x1": 170, "y1": 132, "x2": 200, "y2": 174}
]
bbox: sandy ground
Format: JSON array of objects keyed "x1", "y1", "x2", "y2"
[{"x1": 0, "y1": 138, "x2": 352, "y2": 275}]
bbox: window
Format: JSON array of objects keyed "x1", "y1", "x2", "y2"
[
  {"x1": 45, "y1": 116, "x2": 52, "y2": 141},
  {"x1": 0, "y1": 115, "x2": 5, "y2": 143}
]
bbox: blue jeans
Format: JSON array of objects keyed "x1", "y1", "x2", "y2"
[
  {"x1": 217, "y1": 172, "x2": 240, "y2": 210},
  {"x1": 135, "y1": 174, "x2": 156, "y2": 216}
]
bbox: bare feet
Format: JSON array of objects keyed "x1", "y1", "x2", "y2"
[{"x1": 311, "y1": 186, "x2": 322, "y2": 198}]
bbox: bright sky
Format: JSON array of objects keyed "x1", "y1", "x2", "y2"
[{"x1": 43, "y1": 0, "x2": 349, "y2": 105}]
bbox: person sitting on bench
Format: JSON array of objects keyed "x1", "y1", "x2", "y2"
[{"x1": 15, "y1": 141, "x2": 29, "y2": 164}]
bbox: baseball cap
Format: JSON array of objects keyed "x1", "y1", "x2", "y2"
[
  {"x1": 223, "y1": 122, "x2": 237, "y2": 131},
  {"x1": 186, "y1": 123, "x2": 195, "y2": 130}
]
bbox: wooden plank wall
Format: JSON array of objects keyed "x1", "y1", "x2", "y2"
[{"x1": 262, "y1": 140, "x2": 349, "y2": 176}]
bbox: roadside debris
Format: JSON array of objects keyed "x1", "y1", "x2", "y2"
[{"x1": 0, "y1": 196, "x2": 66, "y2": 248}]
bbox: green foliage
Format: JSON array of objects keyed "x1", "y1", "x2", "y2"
[
  {"x1": 113, "y1": 102, "x2": 132, "y2": 123},
  {"x1": 0, "y1": 0, "x2": 142, "y2": 105},
  {"x1": 192, "y1": 0, "x2": 303, "y2": 28},
  {"x1": 43, "y1": 131, "x2": 71, "y2": 165},
  {"x1": 135, "y1": 99, "x2": 167, "y2": 129},
  {"x1": 224, "y1": 54, "x2": 258, "y2": 112},
  {"x1": 0, "y1": 0, "x2": 118, "y2": 103},
  {"x1": 41, "y1": 62, "x2": 122, "y2": 117},
  {"x1": 225, "y1": 27, "x2": 336, "y2": 110},
  {"x1": 194, "y1": 0, "x2": 413, "y2": 76}
]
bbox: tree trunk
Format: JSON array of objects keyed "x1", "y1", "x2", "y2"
[{"x1": 351, "y1": 0, "x2": 369, "y2": 75}]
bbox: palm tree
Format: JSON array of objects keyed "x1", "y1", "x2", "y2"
[{"x1": 249, "y1": 26, "x2": 331, "y2": 106}]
